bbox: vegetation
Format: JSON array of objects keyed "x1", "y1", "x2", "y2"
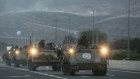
[
  {"x1": 63, "y1": 35, "x2": 76, "y2": 44},
  {"x1": 112, "y1": 38, "x2": 140, "y2": 54},
  {"x1": 111, "y1": 52, "x2": 140, "y2": 60},
  {"x1": 111, "y1": 38, "x2": 140, "y2": 60}
]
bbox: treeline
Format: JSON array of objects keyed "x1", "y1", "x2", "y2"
[
  {"x1": 111, "y1": 38, "x2": 140, "y2": 60},
  {"x1": 111, "y1": 38, "x2": 140, "y2": 54}
]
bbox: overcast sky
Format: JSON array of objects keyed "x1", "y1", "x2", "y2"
[{"x1": 0, "y1": 0, "x2": 140, "y2": 16}]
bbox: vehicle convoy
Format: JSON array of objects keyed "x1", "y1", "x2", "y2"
[
  {"x1": 27, "y1": 40, "x2": 63, "y2": 71},
  {"x1": 61, "y1": 35, "x2": 109, "y2": 76}
]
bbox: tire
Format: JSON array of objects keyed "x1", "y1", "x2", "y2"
[
  {"x1": 22, "y1": 61, "x2": 27, "y2": 66},
  {"x1": 62, "y1": 64, "x2": 67, "y2": 75},
  {"x1": 68, "y1": 71, "x2": 75, "y2": 76},
  {"x1": 6, "y1": 60, "x2": 11, "y2": 66},
  {"x1": 52, "y1": 66, "x2": 58, "y2": 71},
  {"x1": 52, "y1": 66, "x2": 61, "y2": 71},
  {"x1": 14, "y1": 60, "x2": 20, "y2": 68},
  {"x1": 22, "y1": 63, "x2": 27, "y2": 66},
  {"x1": 62, "y1": 63, "x2": 75, "y2": 76},
  {"x1": 28, "y1": 59, "x2": 37, "y2": 71},
  {"x1": 6, "y1": 60, "x2": 9, "y2": 66},
  {"x1": 93, "y1": 64, "x2": 107, "y2": 76},
  {"x1": 52, "y1": 64, "x2": 61, "y2": 71}
]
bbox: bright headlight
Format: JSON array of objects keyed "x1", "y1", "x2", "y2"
[
  {"x1": 8, "y1": 51, "x2": 11, "y2": 54},
  {"x1": 16, "y1": 50, "x2": 19, "y2": 55},
  {"x1": 68, "y1": 48, "x2": 74, "y2": 54},
  {"x1": 102, "y1": 48, "x2": 107, "y2": 54},
  {"x1": 30, "y1": 48, "x2": 37, "y2": 55},
  {"x1": 100, "y1": 47, "x2": 108, "y2": 55}
]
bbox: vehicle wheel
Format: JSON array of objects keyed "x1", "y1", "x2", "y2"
[
  {"x1": 6, "y1": 60, "x2": 11, "y2": 66},
  {"x1": 93, "y1": 64, "x2": 107, "y2": 76},
  {"x1": 57, "y1": 66, "x2": 61, "y2": 71},
  {"x1": 28, "y1": 59, "x2": 37, "y2": 71},
  {"x1": 68, "y1": 70, "x2": 75, "y2": 76},
  {"x1": 62, "y1": 63, "x2": 75, "y2": 76},
  {"x1": 22, "y1": 63, "x2": 27, "y2": 66},
  {"x1": 52, "y1": 64, "x2": 61, "y2": 71},
  {"x1": 22, "y1": 61, "x2": 27, "y2": 66},
  {"x1": 62, "y1": 64, "x2": 67, "y2": 75},
  {"x1": 52, "y1": 66, "x2": 61, "y2": 71},
  {"x1": 52, "y1": 66, "x2": 57, "y2": 71},
  {"x1": 61, "y1": 60, "x2": 68, "y2": 75},
  {"x1": 6, "y1": 60, "x2": 9, "y2": 66},
  {"x1": 14, "y1": 60, "x2": 20, "y2": 68}
]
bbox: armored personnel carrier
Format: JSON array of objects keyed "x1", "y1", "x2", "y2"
[
  {"x1": 3, "y1": 46, "x2": 15, "y2": 66},
  {"x1": 3, "y1": 45, "x2": 27, "y2": 67},
  {"x1": 13, "y1": 47, "x2": 28, "y2": 67},
  {"x1": 61, "y1": 44, "x2": 109, "y2": 76},
  {"x1": 27, "y1": 40, "x2": 63, "y2": 71}
]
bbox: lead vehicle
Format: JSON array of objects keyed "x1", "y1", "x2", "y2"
[{"x1": 62, "y1": 44, "x2": 109, "y2": 76}]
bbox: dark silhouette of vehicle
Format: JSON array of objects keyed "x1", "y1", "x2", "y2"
[
  {"x1": 3, "y1": 46, "x2": 15, "y2": 66},
  {"x1": 3, "y1": 45, "x2": 27, "y2": 67}
]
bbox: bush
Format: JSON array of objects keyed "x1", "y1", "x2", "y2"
[
  {"x1": 111, "y1": 52, "x2": 127, "y2": 60},
  {"x1": 129, "y1": 52, "x2": 140, "y2": 60},
  {"x1": 111, "y1": 51, "x2": 140, "y2": 60},
  {"x1": 112, "y1": 38, "x2": 140, "y2": 54}
]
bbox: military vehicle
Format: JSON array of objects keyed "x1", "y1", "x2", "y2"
[
  {"x1": 13, "y1": 47, "x2": 28, "y2": 67},
  {"x1": 4, "y1": 50, "x2": 13, "y2": 66},
  {"x1": 3, "y1": 45, "x2": 27, "y2": 67},
  {"x1": 3, "y1": 46, "x2": 14, "y2": 66},
  {"x1": 61, "y1": 44, "x2": 109, "y2": 76},
  {"x1": 27, "y1": 40, "x2": 63, "y2": 71}
]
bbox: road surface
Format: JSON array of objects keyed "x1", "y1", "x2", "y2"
[{"x1": 0, "y1": 63, "x2": 139, "y2": 79}]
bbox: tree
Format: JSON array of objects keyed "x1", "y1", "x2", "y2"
[
  {"x1": 130, "y1": 38, "x2": 140, "y2": 53},
  {"x1": 112, "y1": 38, "x2": 140, "y2": 53},
  {"x1": 112, "y1": 38, "x2": 127, "y2": 50},
  {"x1": 63, "y1": 35, "x2": 76, "y2": 44}
]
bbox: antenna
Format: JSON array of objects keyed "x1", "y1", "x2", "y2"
[
  {"x1": 84, "y1": 5, "x2": 95, "y2": 45},
  {"x1": 30, "y1": 35, "x2": 32, "y2": 46},
  {"x1": 29, "y1": 34, "x2": 33, "y2": 46},
  {"x1": 54, "y1": 19, "x2": 58, "y2": 44},
  {"x1": 92, "y1": 10, "x2": 95, "y2": 44},
  {"x1": 68, "y1": 15, "x2": 71, "y2": 44}
]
